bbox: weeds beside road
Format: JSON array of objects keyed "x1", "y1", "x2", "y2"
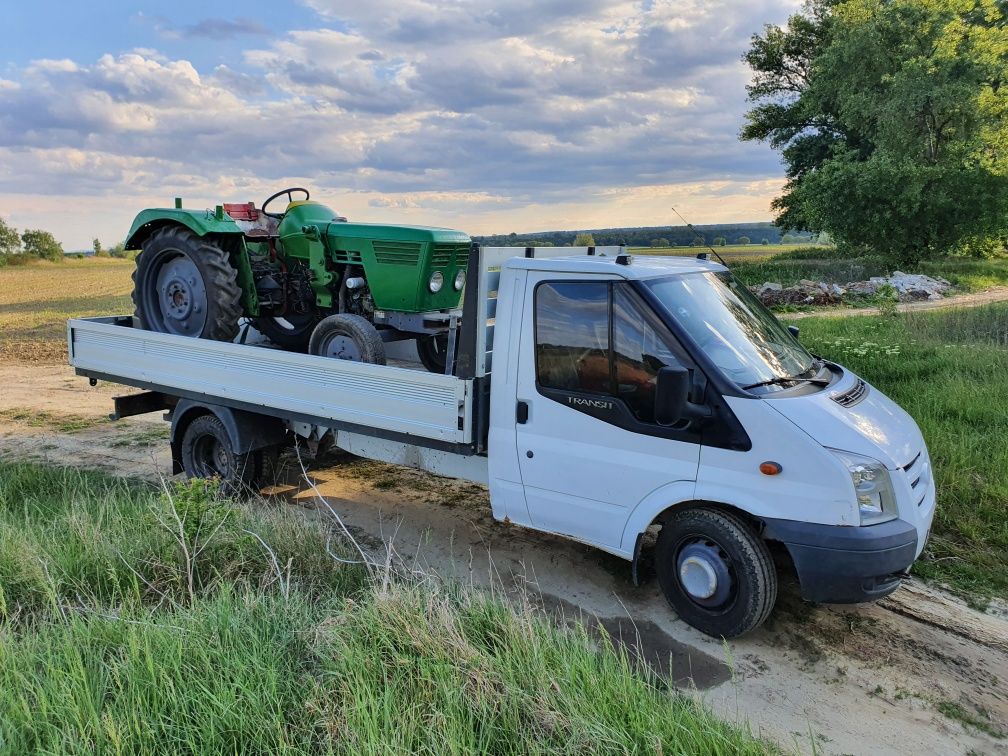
[{"x1": 0, "y1": 465, "x2": 767, "y2": 754}]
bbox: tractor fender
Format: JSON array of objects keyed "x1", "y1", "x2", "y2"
[
  {"x1": 125, "y1": 209, "x2": 244, "y2": 252},
  {"x1": 169, "y1": 399, "x2": 288, "y2": 475}
]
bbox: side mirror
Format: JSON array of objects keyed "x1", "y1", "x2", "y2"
[
  {"x1": 655, "y1": 366, "x2": 690, "y2": 425},
  {"x1": 788, "y1": 325, "x2": 800, "y2": 339}
]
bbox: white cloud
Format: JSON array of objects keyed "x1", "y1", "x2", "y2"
[{"x1": 0, "y1": 1, "x2": 801, "y2": 247}]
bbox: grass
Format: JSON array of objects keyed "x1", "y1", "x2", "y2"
[
  {"x1": 0, "y1": 463, "x2": 769, "y2": 754},
  {"x1": 0, "y1": 257, "x2": 134, "y2": 364},
  {"x1": 936, "y1": 700, "x2": 1006, "y2": 739},
  {"x1": 793, "y1": 303, "x2": 1008, "y2": 601},
  {"x1": 0, "y1": 407, "x2": 109, "y2": 434}
]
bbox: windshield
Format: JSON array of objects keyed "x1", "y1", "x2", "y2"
[{"x1": 644, "y1": 272, "x2": 815, "y2": 391}]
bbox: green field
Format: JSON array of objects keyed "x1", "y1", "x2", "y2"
[
  {"x1": 0, "y1": 467, "x2": 767, "y2": 754},
  {"x1": 794, "y1": 304, "x2": 1008, "y2": 602},
  {"x1": 629, "y1": 243, "x2": 821, "y2": 261},
  {"x1": 0, "y1": 257, "x2": 134, "y2": 363}
]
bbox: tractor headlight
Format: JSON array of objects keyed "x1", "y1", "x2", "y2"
[
  {"x1": 830, "y1": 450, "x2": 898, "y2": 525},
  {"x1": 453, "y1": 269, "x2": 466, "y2": 291},
  {"x1": 428, "y1": 271, "x2": 444, "y2": 293}
]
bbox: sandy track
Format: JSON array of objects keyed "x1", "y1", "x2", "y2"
[
  {"x1": 787, "y1": 285, "x2": 1008, "y2": 319},
  {"x1": 1, "y1": 362, "x2": 1006, "y2": 755}
]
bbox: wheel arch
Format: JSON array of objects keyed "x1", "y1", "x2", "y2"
[
  {"x1": 624, "y1": 488, "x2": 772, "y2": 582},
  {"x1": 169, "y1": 400, "x2": 287, "y2": 475},
  {"x1": 125, "y1": 210, "x2": 244, "y2": 252}
]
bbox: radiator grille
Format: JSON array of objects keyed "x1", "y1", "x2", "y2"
[
  {"x1": 373, "y1": 241, "x2": 423, "y2": 266},
  {"x1": 431, "y1": 243, "x2": 470, "y2": 268}
]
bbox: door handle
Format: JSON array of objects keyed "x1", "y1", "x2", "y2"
[{"x1": 516, "y1": 400, "x2": 529, "y2": 424}]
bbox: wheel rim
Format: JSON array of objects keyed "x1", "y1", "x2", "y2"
[
  {"x1": 144, "y1": 252, "x2": 208, "y2": 336},
  {"x1": 191, "y1": 433, "x2": 231, "y2": 479},
  {"x1": 322, "y1": 334, "x2": 362, "y2": 360},
  {"x1": 676, "y1": 539, "x2": 735, "y2": 609}
]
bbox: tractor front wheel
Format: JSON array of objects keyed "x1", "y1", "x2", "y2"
[
  {"x1": 308, "y1": 314, "x2": 386, "y2": 364},
  {"x1": 253, "y1": 313, "x2": 319, "y2": 351},
  {"x1": 416, "y1": 333, "x2": 456, "y2": 375},
  {"x1": 132, "y1": 227, "x2": 242, "y2": 341}
]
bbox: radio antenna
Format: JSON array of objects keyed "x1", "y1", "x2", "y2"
[{"x1": 668, "y1": 204, "x2": 729, "y2": 267}]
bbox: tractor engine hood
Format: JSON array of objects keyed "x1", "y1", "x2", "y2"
[{"x1": 766, "y1": 369, "x2": 924, "y2": 470}]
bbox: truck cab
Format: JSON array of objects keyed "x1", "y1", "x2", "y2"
[{"x1": 487, "y1": 252, "x2": 936, "y2": 636}]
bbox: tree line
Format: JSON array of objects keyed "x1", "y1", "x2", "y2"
[
  {"x1": 474, "y1": 222, "x2": 819, "y2": 248},
  {"x1": 0, "y1": 215, "x2": 127, "y2": 264}
]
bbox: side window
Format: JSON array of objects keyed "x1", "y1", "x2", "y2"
[
  {"x1": 535, "y1": 282, "x2": 610, "y2": 394},
  {"x1": 612, "y1": 284, "x2": 684, "y2": 422}
]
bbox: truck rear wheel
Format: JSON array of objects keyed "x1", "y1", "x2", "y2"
[
  {"x1": 309, "y1": 314, "x2": 386, "y2": 364},
  {"x1": 132, "y1": 227, "x2": 242, "y2": 341},
  {"x1": 180, "y1": 414, "x2": 261, "y2": 496},
  {"x1": 655, "y1": 508, "x2": 777, "y2": 638}
]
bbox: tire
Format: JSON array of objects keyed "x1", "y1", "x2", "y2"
[
  {"x1": 308, "y1": 314, "x2": 386, "y2": 364},
  {"x1": 180, "y1": 414, "x2": 261, "y2": 496},
  {"x1": 253, "y1": 313, "x2": 320, "y2": 351},
  {"x1": 654, "y1": 507, "x2": 777, "y2": 638},
  {"x1": 416, "y1": 333, "x2": 456, "y2": 374},
  {"x1": 132, "y1": 227, "x2": 242, "y2": 341}
]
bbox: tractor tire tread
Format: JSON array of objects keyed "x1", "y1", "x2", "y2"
[{"x1": 132, "y1": 226, "x2": 242, "y2": 342}]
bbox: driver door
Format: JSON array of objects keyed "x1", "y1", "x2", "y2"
[{"x1": 514, "y1": 275, "x2": 701, "y2": 551}]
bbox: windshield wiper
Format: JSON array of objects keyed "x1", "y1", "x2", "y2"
[{"x1": 742, "y1": 369, "x2": 830, "y2": 391}]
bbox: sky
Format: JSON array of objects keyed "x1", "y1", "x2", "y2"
[{"x1": 0, "y1": 0, "x2": 800, "y2": 250}]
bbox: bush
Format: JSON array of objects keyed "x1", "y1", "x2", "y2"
[{"x1": 737, "y1": 236, "x2": 751, "y2": 245}]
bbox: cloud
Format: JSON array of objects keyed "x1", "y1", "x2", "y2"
[{"x1": 0, "y1": 1, "x2": 801, "y2": 246}]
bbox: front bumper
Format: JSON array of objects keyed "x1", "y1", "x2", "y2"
[{"x1": 763, "y1": 517, "x2": 918, "y2": 603}]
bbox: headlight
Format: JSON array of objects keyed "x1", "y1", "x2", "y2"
[
  {"x1": 453, "y1": 269, "x2": 466, "y2": 291},
  {"x1": 428, "y1": 271, "x2": 444, "y2": 293},
  {"x1": 831, "y1": 450, "x2": 898, "y2": 525}
]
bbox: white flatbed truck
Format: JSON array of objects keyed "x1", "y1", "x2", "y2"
[{"x1": 67, "y1": 245, "x2": 937, "y2": 637}]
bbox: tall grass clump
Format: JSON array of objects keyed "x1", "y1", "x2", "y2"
[
  {"x1": 0, "y1": 463, "x2": 769, "y2": 754},
  {"x1": 797, "y1": 304, "x2": 1008, "y2": 600}
]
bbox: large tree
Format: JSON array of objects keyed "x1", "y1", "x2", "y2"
[
  {"x1": 21, "y1": 229, "x2": 63, "y2": 261},
  {"x1": 0, "y1": 217, "x2": 20, "y2": 255},
  {"x1": 743, "y1": 0, "x2": 1008, "y2": 264}
]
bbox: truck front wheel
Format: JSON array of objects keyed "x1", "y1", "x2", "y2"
[
  {"x1": 655, "y1": 508, "x2": 777, "y2": 638},
  {"x1": 180, "y1": 414, "x2": 261, "y2": 496}
]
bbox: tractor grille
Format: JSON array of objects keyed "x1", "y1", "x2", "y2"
[
  {"x1": 831, "y1": 378, "x2": 868, "y2": 408},
  {"x1": 331, "y1": 249, "x2": 363, "y2": 264},
  {"x1": 373, "y1": 241, "x2": 423, "y2": 266},
  {"x1": 431, "y1": 243, "x2": 470, "y2": 268}
]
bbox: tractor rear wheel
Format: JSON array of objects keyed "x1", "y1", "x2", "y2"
[
  {"x1": 253, "y1": 313, "x2": 319, "y2": 351},
  {"x1": 132, "y1": 227, "x2": 242, "y2": 341},
  {"x1": 308, "y1": 314, "x2": 386, "y2": 364}
]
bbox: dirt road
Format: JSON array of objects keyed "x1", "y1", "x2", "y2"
[{"x1": 1, "y1": 362, "x2": 1005, "y2": 755}]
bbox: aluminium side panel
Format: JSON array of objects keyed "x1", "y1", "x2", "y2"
[{"x1": 68, "y1": 317, "x2": 471, "y2": 444}]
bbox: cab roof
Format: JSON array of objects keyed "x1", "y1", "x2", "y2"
[{"x1": 504, "y1": 251, "x2": 727, "y2": 279}]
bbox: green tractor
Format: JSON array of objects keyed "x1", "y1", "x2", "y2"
[{"x1": 125, "y1": 188, "x2": 470, "y2": 372}]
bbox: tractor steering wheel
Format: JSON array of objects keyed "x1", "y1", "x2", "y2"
[{"x1": 262, "y1": 187, "x2": 310, "y2": 219}]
